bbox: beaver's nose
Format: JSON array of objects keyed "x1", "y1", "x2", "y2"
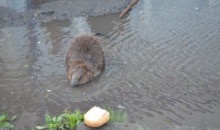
[{"x1": 70, "y1": 75, "x2": 78, "y2": 87}]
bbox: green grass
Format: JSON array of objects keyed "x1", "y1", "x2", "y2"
[
  {"x1": 0, "y1": 113, "x2": 16, "y2": 128},
  {"x1": 36, "y1": 110, "x2": 84, "y2": 130},
  {"x1": 104, "y1": 106, "x2": 128, "y2": 123},
  {"x1": 62, "y1": 110, "x2": 84, "y2": 129}
]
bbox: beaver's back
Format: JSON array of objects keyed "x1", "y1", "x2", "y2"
[{"x1": 66, "y1": 35, "x2": 104, "y2": 77}]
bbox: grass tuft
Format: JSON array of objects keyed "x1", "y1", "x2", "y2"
[
  {"x1": 0, "y1": 113, "x2": 16, "y2": 128},
  {"x1": 104, "y1": 106, "x2": 128, "y2": 123},
  {"x1": 36, "y1": 110, "x2": 84, "y2": 130}
]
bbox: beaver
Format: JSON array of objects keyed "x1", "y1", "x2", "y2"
[{"x1": 66, "y1": 34, "x2": 105, "y2": 87}]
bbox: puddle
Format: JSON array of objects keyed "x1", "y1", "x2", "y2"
[
  {"x1": 0, "y1": 0, "x2": 220, "y2": 129},
  {"x1": 87, "y1": 13, "x2": 121, "y2": 36}
]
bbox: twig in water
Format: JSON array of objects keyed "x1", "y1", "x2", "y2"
[{"x1": 119, "y1": 0, "x2": 139, "y2": 18}]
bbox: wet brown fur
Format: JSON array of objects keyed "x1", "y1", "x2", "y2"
[{"x1": 66, "y1": 34, "x2": 105, "y2": 86}]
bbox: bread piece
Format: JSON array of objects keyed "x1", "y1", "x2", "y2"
[{"x1": 84, "y1": 106, "x2": 110, "y2": 127}]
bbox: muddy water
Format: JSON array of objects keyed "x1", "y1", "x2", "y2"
[{"x1": 1, "y1": 0, "x2": 220, "y2": 129}]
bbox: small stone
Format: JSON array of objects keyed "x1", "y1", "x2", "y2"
[
  {"x1": 47, "y1": 90, "x2": 51, "y2": 92},
  {"x1": 195, "y1": 7, "x2": 199, "y2": 10},
  {"x1": 140, "y1": 11, "x2": 143, "y2": 14},
  {"x1": 117, "y1": 105, "x2": 125, "y2": 109}
]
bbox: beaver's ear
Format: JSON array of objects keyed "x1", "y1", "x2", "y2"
[{"x1": 70, "y1": 68, "x2": 84, "y2": 87}]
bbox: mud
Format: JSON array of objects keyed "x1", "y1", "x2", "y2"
[
  {"x1": 0, "y1": 0, "x2": 131, "y2": 28},
  {"x1": 76, "y1": 122, "x2": 139, "y2": 130}
]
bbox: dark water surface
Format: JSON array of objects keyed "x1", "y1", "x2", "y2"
[{"x1": 0, "y1": 0, "x2": 220, "y2": 129}]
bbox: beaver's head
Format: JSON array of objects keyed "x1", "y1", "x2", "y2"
[{"x1": 67, "y1": 62, "x2": 93, "y2": 87}]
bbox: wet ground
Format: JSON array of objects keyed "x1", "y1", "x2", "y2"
[{"x1": 0, "y1": 0, "x2": 220, "y2": 129}]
